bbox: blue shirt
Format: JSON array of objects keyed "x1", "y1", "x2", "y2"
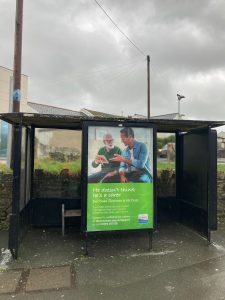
[{"x1": 119, "y1": 141, "x2": 152, "y2": 179}]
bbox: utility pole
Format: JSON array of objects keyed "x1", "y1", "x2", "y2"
[
  {"x1": 13, "y1": 0, "x2": 24, "y2": 112},
  {"x1": 10, "y1": 0, "x2": 24, "y2": 168},
  {"x1": 147, "y1": 55, "x2": 150, "y2": 119}
]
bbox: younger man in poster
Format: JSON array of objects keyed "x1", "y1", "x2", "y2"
[{"x1": 111, "y1": 127, "x2": 152, "y2": 183}]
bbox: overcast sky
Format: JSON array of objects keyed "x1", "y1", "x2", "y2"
[{"x1": 1, "y1": 0, "x2": 225, "y2": 120}]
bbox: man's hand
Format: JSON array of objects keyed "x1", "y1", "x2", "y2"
[
  {"x1": 106, "y1": 171, "x2": 117, "y2": 177},
  {"x1": 111, "y1": 154, "x2": 132, "y2": 166},
  {"x1": 95, "y1": 155, "x2": 108, "y2": 165},
  {"x1": 119, "y1": 171, "x2": 128, "y2": 183},
  {"x1": 120, "y1": 175, "x2": 128, "y2": 183},
  {"x1": 110, "y1": 154, "x2": 124, "y2": 162},
  {"x1": 94, "y1": 156, "x2": 102, "y2": 164}
]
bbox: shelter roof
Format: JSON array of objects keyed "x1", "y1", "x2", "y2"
[{"x1": 1, "y1": 112, "x2": 225, "y2": 133}]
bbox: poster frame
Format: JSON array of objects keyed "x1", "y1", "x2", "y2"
[{"x1": 81, "y1": 120, "x2": 157, "y2": 234}]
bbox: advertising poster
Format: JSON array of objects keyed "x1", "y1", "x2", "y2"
[{"x1": 87, "y1": 125, "x2": 154, "y2": 232}]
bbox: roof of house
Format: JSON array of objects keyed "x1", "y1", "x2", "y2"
[
  {"x1": 27, "y1": 102, "x2": 184, "y2": 121},
  {"x1": 150, "y1": 113, "x2": 181, "y2": 120},
  {"x1": 0, "y1": 65, "x2": 28, "y2": 77},
  {"x1": 28, "y1": 102, "x2": 84, "y2": 117},
  {"x1": 27, "y1": 103, "x2": 121, "y2": 119},
  {"x1": 133, "y1": 113, "x2": 185, "y2": 120},
  {"x1": 81, "y1": 108, "x2": 121, "y2": 118}
]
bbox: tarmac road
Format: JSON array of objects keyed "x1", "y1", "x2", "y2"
[{"x1": 1, "y1": 221, "x2": 225, "y2": 299}]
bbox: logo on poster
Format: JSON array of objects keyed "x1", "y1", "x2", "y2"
[{"x1": 138, "y1": 214, "x2": 149, "y2": 223}]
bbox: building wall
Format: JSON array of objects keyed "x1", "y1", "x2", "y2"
[
  {"x1": 35, "y1": 129, "x2": 82, "y2": 151},
  {"x1": 0, "y1": 66, "x2": 29, "y2": 113},
  {"x1": 0, "y1": 66, "x2": 29, "y2": 159},
  {"x1": 217, "y1": 132, "x2": 225, "y2": 148}
]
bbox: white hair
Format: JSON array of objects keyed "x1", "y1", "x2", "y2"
[{"x1": 103, "y1": 133, "x2": 113, "y2": 141}]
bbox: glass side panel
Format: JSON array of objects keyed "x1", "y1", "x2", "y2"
[{"x1": 33, "y1": 128, "x2": 81, "y2": 199}]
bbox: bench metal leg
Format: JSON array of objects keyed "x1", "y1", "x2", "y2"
[
  {"x1": 85, "y1": 232, "x2": 88, "y2": 256},
  {"x1": 62, "y1": 204, "x2": 65, "y2": 236},
  {"x1": 148, "y1": 231, "x2": 153, "y2": 250}
]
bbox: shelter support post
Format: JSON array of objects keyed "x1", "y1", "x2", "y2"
[
  {"x1": 175, "y1": 131, "x2": 183, "y2": 222},
  {"x1": 30, "y1": 126, "x2": 35, "y2": 200},
  {"x1": 8, "y1": 124, "x2": 22, "y2": 259}
]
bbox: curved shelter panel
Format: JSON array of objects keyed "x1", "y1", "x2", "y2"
[{"x1": 178, "y1": 128, "x2": 217, "y2": 240}]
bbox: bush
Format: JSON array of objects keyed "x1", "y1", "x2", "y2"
[{"x1": 34, "y1": 158, "x2": 81, "y2": 175}]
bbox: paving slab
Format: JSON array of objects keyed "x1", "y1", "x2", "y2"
[
  {"x1": 25, "y1": 265, "x2": 71, "y2": 292},
  {"x1": 0, "y1": 270, "x2": 21, "y2": 294}
]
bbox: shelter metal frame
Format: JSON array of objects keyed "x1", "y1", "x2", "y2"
[{"x1": 1, "y1": 112, "x2": 224, "y2": 258}]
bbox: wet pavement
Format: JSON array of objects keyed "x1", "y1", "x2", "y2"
[{"x1": 1, "y1": 221, "x2": 225, "y2": 299}]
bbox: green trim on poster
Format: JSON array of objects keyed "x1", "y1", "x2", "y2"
[{"x1": 87, "y1": 182, "x2": 153, "y2": 232}]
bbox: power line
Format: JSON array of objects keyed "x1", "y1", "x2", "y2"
[
  {"x1": 32, "y1": 60, "x2": 144, "y2": 88},
  {"x1": 94, "y1": 0, "x2": 146, "y2": 57},
  {"x1": 93, "y1": 61, "x2": 144, "y2": 95},
  {"x1": 70, "y1": 59, "x2": 142, "y2": 78},
  {"x1": 95, "y1": 60, "x2": 143, "y2": 87}
]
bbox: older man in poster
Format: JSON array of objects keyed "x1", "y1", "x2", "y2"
[
  {"x1": 111, "y1": 127, "x2": 152, "y2": 183},
  {"x1": 88, "y1": 133, "x2": 121, "y2": 183}
]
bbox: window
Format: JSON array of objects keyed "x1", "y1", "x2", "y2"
[
  {"x1": 157, "y1": 133, "x2": 176, "y2": 197},
  {"x1": 33, "y1": 128, "x2": 82, "y2": 199},
  {"x1": 0, "y1": 121, "x2": 9, "y2": 158}
]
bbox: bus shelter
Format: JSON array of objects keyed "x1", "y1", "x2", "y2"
[{"x1": 1, "y1": 112, "x2": 224, "y2": 259}]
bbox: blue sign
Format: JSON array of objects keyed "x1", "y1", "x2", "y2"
[{"x1": 13, "y1": 89, "x2": 21, "y2": 102}]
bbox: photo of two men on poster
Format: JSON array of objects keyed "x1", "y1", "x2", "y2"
[{"x1": 88, "y1": 126, "x2": 153, "y2": 184}]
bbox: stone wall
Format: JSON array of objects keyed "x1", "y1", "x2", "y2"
[
  {"x1": 1, "y1": 170, "x2": 225, "y2": 228},
  {"x1": 157, "y1": 170, "x2": 176, "y2": 197},
  {"x1": 218, "y1": 149, "x2": 225, "y2": 158},
  {"x1": 217, "y1": 172, "x2": 225, "y2": 223},
  {"x1": 33, "y1": 170, "x2": 81, "y2": 198},
  {"x1": 0, "y1": 173, "x2": 12, "y2": 229}
]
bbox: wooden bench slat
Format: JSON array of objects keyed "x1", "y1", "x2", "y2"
[{"x1": 64, "y1": 209, "x2": 81, "y2": 217}]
